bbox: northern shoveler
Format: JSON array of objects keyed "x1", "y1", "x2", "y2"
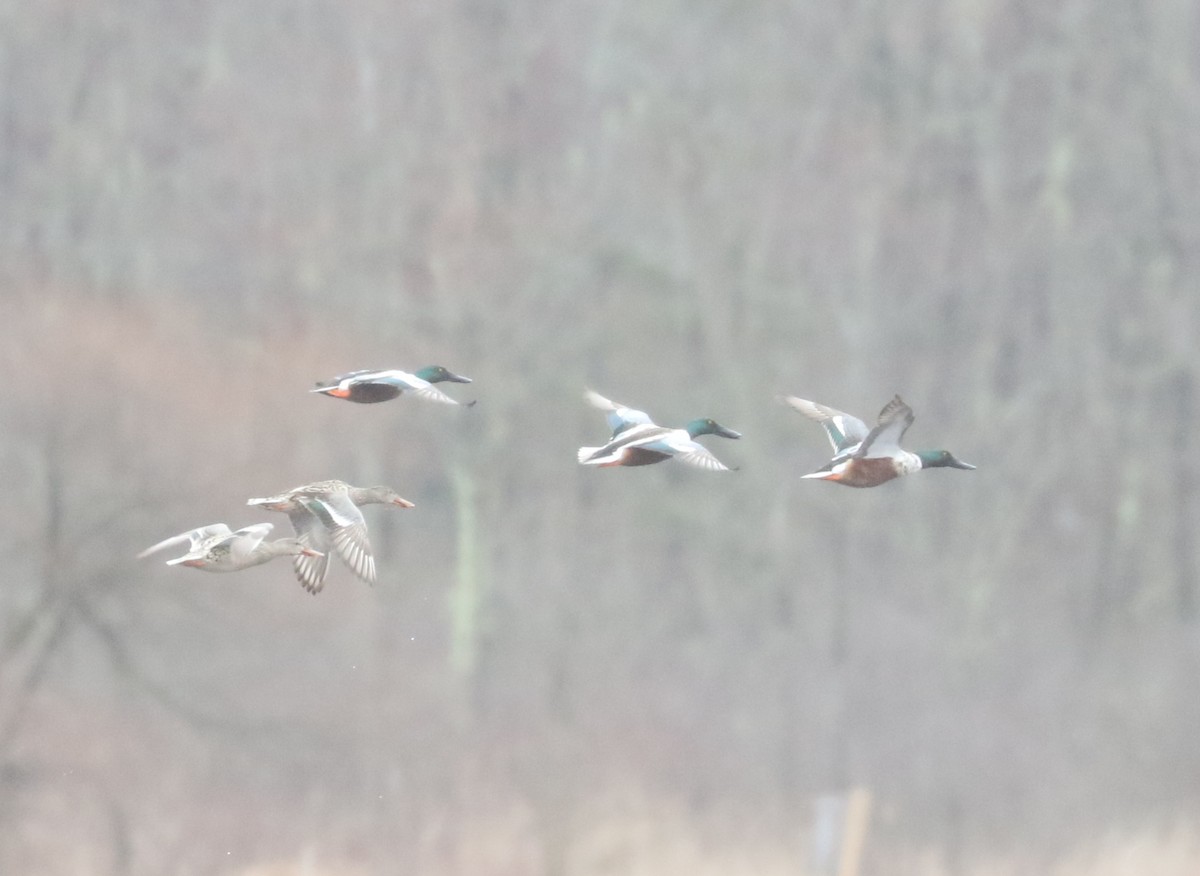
[
  {"x1": 781, "y1": 394, "x2": 974, "y2": 488},
  {"x1": 138, "y1": 522, "x2": 322, "y2": 571},
  {"x1": 312, "y1": 366, "x2": 475, "y2": 405},
  {"x1": 247, "y1": 480, "x2": 415, "y2": 592},
  {"x1": 578, "y1": 389, "x2": 741, "y2": 471}
]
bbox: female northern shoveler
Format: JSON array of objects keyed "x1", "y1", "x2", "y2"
[
  {"x1": 312, "y1": 366, "x2": 475, "y2": 405},
  {"x1": 246, "y1": 480, "x2": 414, "y2": 593},
  {"x1": 781, "y1": 394, "x2": 974, "y2": 488},
  {"x1": 137, "y1": 523, "x2": 322, "y2": 572},
  {"x1": 578, "y1": 389, "x2": 741, "y2": 471}
]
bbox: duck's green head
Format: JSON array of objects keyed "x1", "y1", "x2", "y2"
[
  {"x1": 685, "y1": 418, "x2": 742, "y2": 440},
  {"x1": 417, "y1": 365, "x2": 472, "y2": 384},
  {"x1": 917, "y1": 449, "x2": 975, "y2": 470}
]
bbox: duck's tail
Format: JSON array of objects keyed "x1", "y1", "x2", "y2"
[
  {"x1": 246, "y1": 495, "x2": 287, "y2": 509},
  {"x1": 577, "y1": 446, "x2": 605, "y2": 464},
  {"x1": 311, "y1": 385, "x2": 350, "y2": 398}
]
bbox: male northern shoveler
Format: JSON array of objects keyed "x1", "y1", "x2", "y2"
[
  {"x1": 247, "y1": 480, "x2": 415, "y2": 593},
  {"x1": 137, "y1": 523, "x2": 322, "y2": 572},
  {"x1": 781, "y1": 394, "x2": 974, "y2": 488},
  {"x1": 312, "y1": 366, "x2": 475, "y2": 405},
  {"x1": 578, "y1": 389, "x2": 741, "y2": 471}
]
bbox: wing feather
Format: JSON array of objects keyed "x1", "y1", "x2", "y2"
[
  {"x1": 779, "y1": 396, "x2": 870, "y2": 453},
  {"x1": 412, "y1": 384, "x2": 464, "y2": 405},
  {"x1": 137, "y1": 523, "x2": 232, "y2": 559},
  {"x1": 302, "y1": 495, "x2": 376, "y2": 585},
  {"x1": 287, "y1": 508, "x2": 332, "y2": 593},
  {"x1": 584, "y1": 389, "x2": 654, "y2": 434},
  {"x1": 226, "y1": 523, "x2": 273, "y2": 564},
  {"x1": 855, "y1": 395, "x2": 915, "y2": 458}
]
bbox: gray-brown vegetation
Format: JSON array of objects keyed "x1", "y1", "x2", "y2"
[{"x1": 3, "y1": 0, "x2": 1199, "y2": 873}]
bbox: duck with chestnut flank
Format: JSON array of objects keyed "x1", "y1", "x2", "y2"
[
  {"x1": 578, "y1": 389, "x2": 741, "y2": 471},
  {"x1": 781, "y1": 394, "x2": 974, "y2": 488},
  {"x1": 312, "y1": 366, "x2": 474, "y2": 405}
]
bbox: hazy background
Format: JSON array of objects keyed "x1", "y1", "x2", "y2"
[{"x1": 4, "y1": 1, "x2": 1200, "y2": 873}]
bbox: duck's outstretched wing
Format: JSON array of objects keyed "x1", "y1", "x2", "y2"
[
  {"x1": 226, "y1": 523, "x2": 274, "y2": 564},
  {"x1": 286, "y1": 507, "x2": 332, "y2": 594},
  {"x1": 411, "y1": 383, "x2": 469, "y2": 405},
  {"x1": 137, "y1": 523, "x2": 233, "y2": 559},
  {"x1": 855, "y1": 395, "x2": 915, "y2": 459},
  {"x1": 299, "y1": 496, "x2": 376, "y2": 585},
  {"x1": 779, "y1": 396, "x2": 870, "y2": 454},
  {"x1": 656, "y1": 431, "x2": 735, "y2": 472},
  {"x1": 584, "y1": 389, "x2": 654, "y2": 435},
  {"x1": 672, "y1": 445, "x2": 734, "y2": 471}
]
